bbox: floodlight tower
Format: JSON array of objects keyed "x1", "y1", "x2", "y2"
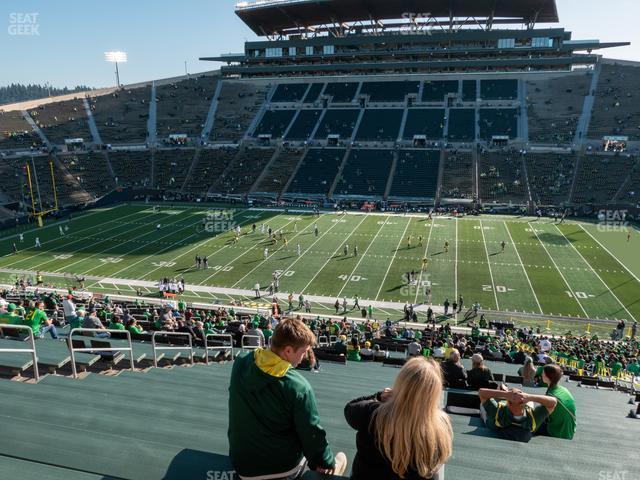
[{"x1": 104, "y1": 51, "x2": 128, "y2": 87}]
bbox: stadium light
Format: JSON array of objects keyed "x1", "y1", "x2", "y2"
[{"x1": 104, "y1": 51, "x2": 128, "y2": 87}]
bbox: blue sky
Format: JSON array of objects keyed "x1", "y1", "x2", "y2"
[{"x1": 1, "y1": 0, "x2": 638, "y2": 88}]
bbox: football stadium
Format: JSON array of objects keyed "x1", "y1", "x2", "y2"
[{"x1": 1, "y1": 1, "x2": 640, "y2": 479}]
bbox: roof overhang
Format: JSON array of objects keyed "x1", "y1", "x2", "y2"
[{"x1": 235, "y1": 0, "x2": 559, "y2": 36}]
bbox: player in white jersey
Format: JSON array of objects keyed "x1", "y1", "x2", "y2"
[
  {"x1": 297, "y1": 243, "x2": 301, "y2": 256},
  {"x1": 59, "y1": 226, "x2": 64, "y2": 236},
  {"x1": 264, "y1": 247, "x2": 269, "y2": 260},
  {"x1": 35, "y1": 237, "x2": 41, "y2": 248}
]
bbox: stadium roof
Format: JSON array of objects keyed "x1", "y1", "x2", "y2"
[{"x1": 235, "y1": 0, "x2": 560, "y2": 35}]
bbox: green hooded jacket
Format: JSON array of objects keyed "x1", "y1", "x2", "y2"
[{"x1": 228, "y1": 348, "x2": 334, "y2": 477}]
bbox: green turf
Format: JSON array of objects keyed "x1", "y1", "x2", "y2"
[{"x1": 1, "y1": 204, "x2": 639, "y2": 330}]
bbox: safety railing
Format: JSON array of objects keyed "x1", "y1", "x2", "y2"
[
  {"x1": 68, "y1": 328, "x2": 135, "y2": 379},
  {"x1": 317, "y1": 335, "x2": 329, "y2": 347},
  {"x1": 151, "y1": 331, "x2": 194, "y2": 367},
  {"x1": 204, "y1": 334, "x2": 234, "y2": 364},
  {"x1": 241, "y1": 334, "x2": 263, "y2": 351},
  {"x1": 0, "y1": 324, "x2": 39, "y2": 382}
]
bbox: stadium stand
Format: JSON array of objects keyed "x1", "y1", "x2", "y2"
[
  {"x1": 462, "y1": 80, "x2": 477, "y2": 101},
  {"x1": 525, "y1": 153, "x2": 577, "y2": 206},
  {"x1": 23, "y1": 156, "x2": 91, "y2": 206},
  {"x1": 480, "y1": 79, "x2": 519, "y2": 100},
  {"x1": 302, "y1": 83, "x2": 324, "y2": 104},
  {"x1": 323, "y1": 82, "x2": 359, "y2": 103},
  {"x1": 618, "y1": 158, "x2": 640, "y2": 205},
  {"x1": 360, "y1": 81, "x2": 420, "y2": 103},
  {"x1": 422, "y1": 80, "x2": 459, "y2": 102},
  {"x1": 286, "y1": 148, "x2": 345, "y2": 195},
  {"x1": 211, "y1": 82, "x2": 268, "y2": 143},
  {"x1": 478, "y1": 151, "x2": 527, "y2": 204},
  {"x1": 441, "y1": 150, "x2": 474, "y2": 199},
  {"x1": 588, "y1": 63, "x2": 640, "y2": 140},
  {"x1": 154, "y1": 149, "x2": 196, "y2": 190},
  {"x1": 58, "y1": 152, "x2": 116, "y2": 198},
  {"x1": 313, "y1": 109, "x2": 360, "y2": 140},
  {"x1": 0, "y1": 157, "x2": 26, "y2": 204},
  {"x1": 334, "y1": 149, "x2": 394, "y2": 197},
  {"x1": 215, "y1": 147, "x2": 275, "y2": 194},
  {"x1": 28, "y1": 99, "x2": 92, "y2": 145},
  {"x1": 253, "y1": 147, "x2": 305, "y2": 194},
  {"x1": 354, "y1": 109, "x2": 403, "y2": 141},
  {"x1": 183, "y1": 148, "x2": 237, "y2": 194},
  {"x1": 108, "y1": 150, "x2": 152, "y2": 187},
  {"x1": 284, "y1": 109, "x2": 323, "y2": 140},
  {"x1": 155, "y1": 75, "x2": 219, "y2": 138},
  {"x1": 447, "y1": 109, "x2": 476, "y2": 142},
  {"x1": 253, "y1": 109, "x2": 297, "y2": 138},
  {"x1": 572, "y1": 153, "x2": 637, "y2": 204},
  {"x1": 526, "y1": 74, "x2": 590, "y2": 144},
  {"x1": 270, "y1": 83, "x2": 309, "y2": 103},
  {"x1": 479, "y1": 109, "x2": 519, "y2": 140},
  {"x1": 0, "y1": 110, "x2": 43, "y2": 150},
  {"x1": 89, "y1": 86, "x2": 151, "y2": 144},
  {"x1": 402, "y1": 109, "x2": 445, "y2": 140},
  {"x1": 388, "y1": 150, "x2": 440, "y2": 199}
]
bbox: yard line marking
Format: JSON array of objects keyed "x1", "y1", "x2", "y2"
[
  {"x1": 578, "y1": 224, "x2": 640, "y2": 284},
  {"x1": 504, "y1": 221, "x2": 543, "y2": 314},
  {"x1": 337, "y1": 216, "x2": 390, "y2": 298},
  {"x1": 59, "y1": 210, "x2": 197, "y2": 274},
  {"x1": 554, "y1": 224, "x2": 635, "y2": 321},
  {"x1": 301, "y1": 214, "x2": 369, "y2": 294},
  {"x1": 0, "y1": 204, "x2": 120, "y2": 242},
  {"x1": 231, "y1": 215, "x2": 319, "y2": 288},
  {"x1": 1, "y1": 207, "x2": 152, "y2": 268},
  {"x1": 114, "y1": 208, "x2": 259, "y2": 280},
  {"x1": 413, "y1": 217, "x2": 435, "y2": 305},
  {"x1": 376, "y1": 217, "x2": 411, "y2": 300},
  {"x1": 479, "y1": 220, "x2": 499, "y2": 310},
  {"x1": 528, "y1": 222, "x2": 589, "y2": 318},
  {"x1": 269, "y1": 213, "x2": 348, "y2": 288},
  {"x1": 454, "y1": 218, "x2": 458, "y2": 306},
  {"x1": 199, "y1": 214, "x2": 295, "y2": 286}
]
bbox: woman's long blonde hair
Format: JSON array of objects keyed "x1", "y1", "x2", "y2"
[{"x1": 372, "y1": 357, "x2": 453, "y2": 478}]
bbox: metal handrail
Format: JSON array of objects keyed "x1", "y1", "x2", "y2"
[
  {"x1": 204, "y1": 334, "x2": 233, "y2": 364},
  {"x1": 329, "y1": 335, "x2": 337, "y2": 344},
  {"x1": 317, "y1": 335, "x2": 329, "y2": 347},
  {"x1": 68, "y1": 328, "x2": 135, "y2": 379},
  {"x1": 0, "y1": 324, "x2": 39, "y2": 382},
  {"x1": 151, "y1": 331, "x2": 194, "y2": 367},
  {"x1": 241, "y1": 334, "x2": 263, "y2": 350}
]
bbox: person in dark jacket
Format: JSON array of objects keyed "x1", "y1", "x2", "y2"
[
  {"x1": 228, "y1": 318, "x2": 347, "y2": 479},
  {"x1": 344, "y1": 357, "x2": 452, "y2": 480},
  {"x1": 466, "y1": 353, "x2": 495, "y2": 390},
  {"x1": 441, "y1": 349, "x2": 467, "y2": 388}
]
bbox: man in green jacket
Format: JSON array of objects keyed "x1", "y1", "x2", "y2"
[{"x1": 228, "y1": 317, "x2": 347, "y2": 479}]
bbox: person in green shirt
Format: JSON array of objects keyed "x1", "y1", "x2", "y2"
[
  {"x1": 24, "y1": 301, "x2": 59, "y2": 339},
  {"x1": 126, "y1": 319, "x2": 144, "y2": 335},
  {"x1": 627, "y1": 359, "x2": 640, "y2": 376},
  {"x1": 346, "y1": 337, "x2": 361, "y2": 361},
  {"x1": 107, "y1": 318, "x2": 125, "y2": 330},
  {"x1": 539, "y1": 364, "x2": 577, "y2": 440},
  {"x1": 479, "y1": 386, "x2": 557, "y2": 442},
  {"x1": 0, "y1": 304, "x2": 20, "y2": 325}
]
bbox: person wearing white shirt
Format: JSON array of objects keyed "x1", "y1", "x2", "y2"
[{"x1": 62, "y1": 295, "x2": 76, "y2": 324}]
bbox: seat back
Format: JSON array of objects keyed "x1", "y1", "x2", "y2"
[
  {"x1": 446, "y1": 391, "x2": 481, "y2": 409},
  {"x1": 504, "y1": 375, "x2": 523, "y2": 385}
]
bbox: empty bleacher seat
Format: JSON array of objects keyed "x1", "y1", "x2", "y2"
[
  {"x1": 445, "y1": 391, "x2": 481, "y2": 416},
  {"x1": 271, "y1": 83, "x2": 309, "y2": 103}
]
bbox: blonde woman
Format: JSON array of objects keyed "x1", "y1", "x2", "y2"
[
  {"x1": 518, "y1": 356, "x2": 537, "y2": 387},
  {"x1": 344, "y1": 357, "x2": 453, "y2": 479}
]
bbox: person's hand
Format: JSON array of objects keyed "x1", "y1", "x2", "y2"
[{"x1": 380, "y1": 387, "x2": 393, "y2": 402}]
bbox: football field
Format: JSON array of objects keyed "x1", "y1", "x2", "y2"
[{"x1": 0, "y1": 203, "x2": 638, "y2": 329}]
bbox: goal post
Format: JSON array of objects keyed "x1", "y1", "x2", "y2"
[{"x1": 24, "y1": 157, "x2": 59, "y2": 225}]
